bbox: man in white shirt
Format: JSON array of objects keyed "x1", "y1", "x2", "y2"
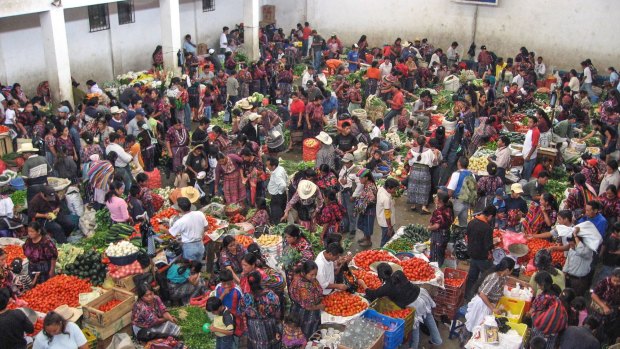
[
  {"x1": 535, "y1": 56, "x2": 546, "y2": 80},
  {"x1": 446, "y1": 157, "x2": 473, "y2": 227},
  {"x1": 266, "y1": 156, "x2": 288, "y2": 224},
  {"x1": 377, "y1": 178, "x2": 398, "y2": 247},
  {"x1": 446, "y1": 41, "x2": 460, "y2": 66},
  {"x1": 379, "y1": 60, "x2": 393, "y2": 81},
  {"x1": 580, "y1": 60, "x2": 597, "y2": 102},
  {"x1": 512, "y1": 70, "x2": 526, "y2": 89},
  {"x1": 315, "y1": 243, "x2": 349, "y2": 295},
  {"x1": 166, "y1": 197, "x2": 208, "y2": 261},
  {"x1": 338, "y1": 154, "x2": 361, "y2": 235},
  {"x1": 301, "y1": 66, "x2": 327, "y2": 91},
  {"x1": 105, "y1": 133, "x2": 133, "y2": 192},
  {"x1": 220, "y1": 26, "x2": 230, "y2": 54},
  {"x1": 370, "y1": 119, "x2": 382, "y2": 140}
]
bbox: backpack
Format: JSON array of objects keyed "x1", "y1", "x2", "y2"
[{"x1": 454, "y1": 170, "x2": 478, "y2": 206}]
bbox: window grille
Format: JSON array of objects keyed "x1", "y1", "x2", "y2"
[
  {"x1": 118, "y1": 0, "x2": 135, "y2": 25},
  {"x1": 202, "y1": 0, "x2": 215, "y2": 12},
  {"x1": 88, "y1": 4, "x2": 110, "y2": 32}
]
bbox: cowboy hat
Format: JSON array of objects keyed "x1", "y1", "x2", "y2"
[
  {"x1": 237, "y1": 99, "x2": 253, "y2": 110},
  {"x1": 180, "y1": 186, "x2": 200, "y2": 203},
  {"x1": 110, "y1": 106, "x2": 122, "y2": 114},
  {"x1": 248, "y1": 113, "x2": 261, "y2": 122},
  {"x1": 297, "y1": 180, "x2": 317, "y2": 200},
  {"x1": 191, "y1": 144, "x2": 204, "y2": 152},
  {"x1": 402, "y1": 41, "x2": 412, "y2": 47},
  {"x1": 17, "y1": 143, "x2": 39, "y2": 153},
  {"x1": 315, "y1": 132, "x2": 332, "y2": 145},
  {"x1": 48, "y1": 177, "x2": 71, "y2": 192},
  {"x1": 54, "y1": 304, "x2": 83, "y2": 323}
]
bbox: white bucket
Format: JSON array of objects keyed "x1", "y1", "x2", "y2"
[{"x1": 443, "y1": 75, "x2": 460, "y2": 92}]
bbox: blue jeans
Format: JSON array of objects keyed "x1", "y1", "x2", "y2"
[
  {"x1": 580, "y1": 82, "x2": 599, "y2": 103},
  {"x1": 204, "y1": 105, "x2": 212, "y2": 121},
  {"x1": 340, "y1": 190, "x2": 357, "y2": 233},
  {"x1": 357, "y1": 208, "x2": 375, "y2": 238},
  {"x1": 216, "y1": 335, "x2": 236, "y2": 349},
  {"x1": 410, "y1": 313, "x2": 443, "y2": 349},
  {"x1": 313, "y1": 49, "x2": 323, "y2": 71},
  {"x1": 522, "y1": 157, "x2": 536, "y2": 181},
  {"x1": 383, "y1": 109, "x2": 400, "y2": 130},
  {"x1": 380, "y1": 226, "x2": 391, "y2": 247},
  {"x1": 182, "y1": 241, "x2": 205, "y2": 261}
]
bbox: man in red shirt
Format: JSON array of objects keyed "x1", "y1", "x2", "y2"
[
  {"x1": 383, "y1": 83, "x2": 404, "y2": 130},
  {"x1": 302, "y1": 22, "x2": 312, "y2": 57}
]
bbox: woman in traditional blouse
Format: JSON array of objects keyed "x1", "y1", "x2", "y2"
[
  {"x1": 215, "y1": 152, "x2": 246, "y2": 205},
  {"x1": 55, "y1": 125, "x2": 77, "y2": 161},
  {"x1": 131, "y1": 284, "x2": 180, "y2": 338},
  {"x1": 529, "y1": 271, "x2": 569, "y2": 349},
  {"x1": 355, "y1": 169, "x2": 378, "y2": 248},
  {"x1": 523, "y1": 192, "x2": 558, "y2": 235},
  {"x1": 428, "y1": 192, "x2": 454, "y2": 267},
  {"x1": 219, "y1": 235, "x2": 247, "y2": 284},
  {"x1": 289, "y1": 261, "x2": 324, "y2": 340},
  {"x1": 22, "y1": 222, "x2": 58, "y2": 284},
  {"x1": 282, "y1": 225, "x2": 315, "y2": 284},
  {"x1": 465, "y1": 258, "x2": 515, "y2": 332},
  {"x1": 407, "y1": 136, "x2": 435, "y2": 214},
  {"x1": 240, "y1": 270, "x2": 282, "y2": 349},
  {"x1": 105, "y1": 181, "x2": 131, "y2": 224}
]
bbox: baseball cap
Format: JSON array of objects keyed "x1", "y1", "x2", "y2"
[
  {"x1": 342, "y1": 153, "x2": 354, "y2": 163},
  {"x1": 57, "y1": 106, "x2": 70, "y2": 113},
  {"x1": 135, "y1": 108, "x2": 146, "y2": 116},
  {"x1": 42, "y1": 186, "x2": 56, "y2": 197}
]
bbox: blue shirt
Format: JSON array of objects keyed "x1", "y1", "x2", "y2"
[
  {"x1": 578, "y1": 213, "x2": 608, "y2": 238},
  {"x1": 347, "y1": 51, "x2": 359, "y2": 72},
  {"x1": 323, "y1": 95, "x2": 338, "y2": 114}
]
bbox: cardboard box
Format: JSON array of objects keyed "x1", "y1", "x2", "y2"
[
  {"x1": 83, "y1": 311, "x2": 132, "y2": 340},
  {"x1": 0, "y1": 135, "x2": 12, "y2": 156},
  {"x1": 113, "y1": 275, "x2": 136, "y2": 292},
  {"x1": 82, "y1": 288, "x2": 135, "y2": 327},
  {"x1": 261, "y1": 5, "x2": 275, "y2": 24},
  {"x1": 457, "y1": 260, "x2": 470, "y2": 272}
]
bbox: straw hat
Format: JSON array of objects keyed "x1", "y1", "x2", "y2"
[
  {"x1": 237, "y1": 99, "x2": 253, "y2": 110},
  {"x1": 110, "y1": 106, "x2": 122, "y2": 114},
  {"x1": 315, "y1": 132, "x2": 332, "y2": 145},
  {"x1": 190, "y1": 144, "x2": 204, "y2": 152},
  {"x1": 297, "y1": 180, "x2": 318, "y2": 200},
  {"x1": 48, "y1": 177, "x2": 71, "y2": 192},
  {"x1": 510, "y1": 183, "x2": 524, "y2": 194},
  {"x1": 248, "y1": 113, "x2": 261, "y2": 122},
  {"x1": 180, "y1": 186, "x2": 200, "y2": 203},
  {"x1": 17, "y1": 143, "x2": 39, "y2": 153},
  {"x1": 54, "y1": 304, "x2": 83, "y2": 323}
]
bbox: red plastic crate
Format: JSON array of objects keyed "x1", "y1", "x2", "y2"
[
  {"x1": 435, "y1": 268, "x2": 468, "y2": 308},
  {"x1": 433, "y1": 293, "x2": 465, "y2": 319}
]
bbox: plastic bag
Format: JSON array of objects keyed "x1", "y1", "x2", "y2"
[
  {"x1": 555, "y1": 221, "x2": 603, "y2": 252},
  {"x1": 502, "y1": 231, "x2": 527, "y2": 251},
  {"x1": 202, "y1": 203, "x2": 225, "y2": 217},
  {"x1": 79, "y1": 206, "x2": 97, "y2": 237},
  {"x1": 105, "y1": 333, "x2": 136, "y2": 349}
]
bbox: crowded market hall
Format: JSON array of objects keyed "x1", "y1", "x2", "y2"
[{"x1": 0, "y1": 0, "x2": 619, "y2": 348}]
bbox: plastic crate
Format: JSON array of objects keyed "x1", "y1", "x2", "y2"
[
  {"x1": 435, "y1": 268, "x2": 468, "y2": 313},
  {"x1": 507, "y1": 322, "x2": 530, "y2": 348},
  {"x1": 433, "y1": 293, "x2": 465, "y2": 319},
  {"x1": 82, "y1": 328, "x2": 97, "y2": 349},
  {"x1": 362, "y1": 309, "x2": 405, "y2": 349},
  {"x1": 496, "y1": 297, "x2": 526, "y2": 323},
  {"x1": 371, "y1": 297, "x2": 416, "y2": 338}
]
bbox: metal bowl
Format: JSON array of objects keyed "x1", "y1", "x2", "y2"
[{"x1": 508, "y1": 243, "x2": 529, "y2": 258}]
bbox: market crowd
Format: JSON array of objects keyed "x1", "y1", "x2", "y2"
[{"x1": 0, "y1": 19, "x2": 619, "y2": 349}]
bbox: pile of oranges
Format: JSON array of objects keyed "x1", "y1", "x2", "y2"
[
  {"x1": 322, "y1": 291, "x2": 368, "y2": 317},
  {"x1": 235, "y1": 235, "x2": 254, "y2": 248},
  {"x1": 400, "y1": 258, "x2": 435, "y2": 281},
  {"x1": 383, "y1": 308, "x2": 413, "y2": 319},
  {"x1": 353, "y1": 250, "x2": 398, "y2": 271},
  {"x1": 352, "y1": 269, "x2": 382, "y2": 290}
]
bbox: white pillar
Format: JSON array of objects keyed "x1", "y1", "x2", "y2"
[
  {"x1": 244, "y1": 0, "x2": 260, "y2": 62},
  {"x1": 39, "y1": 7, "x2": 73, "y2": 104},
  {"x1": 160, "y1": 0, "x2": 181, "y2": 75}
]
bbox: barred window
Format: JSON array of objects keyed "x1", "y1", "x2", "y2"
[
  {"x1": 88, "y1": 4, "x2": 110, "y2": 32},
  {"x1": 118, "y1": 0, "x2": 135, "y2": 25},
  {"x1": 202, "y1": 0, "x2": 215, "y2": 12}
]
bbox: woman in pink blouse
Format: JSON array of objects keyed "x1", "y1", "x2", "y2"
[{"x1": 105, "y1": 181, "x2": 131, "y2": 224}]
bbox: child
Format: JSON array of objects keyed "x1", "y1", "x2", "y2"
[
  {"x1": 214, "y1": 269, "x2": 244, "y2": 338},
  {"x1": 173, "y1": 166, "x2": 190, "y2": 188},
  {"x1": 249, "y1": 198, "x2": 270, "y2": 228},
  {"x1": 571, "y1": 296, "x2": 588, "y2": 326},
  {"x1": 316, "y1": 189, "x2": 346, "y2": 244},
  {"x1": 366, "y1": 150, "x2": 390, "y2": 180},
  {"x1": 10, "y1": 259, "x2": 37, "y2": 296},
  {"x1": 282, "y1": 312, "x2": 307, "y2": 349},
  {"x1": 206, "y1": 297, "x2": 236, "y2": 348},
  {"x1": 493, "y1": 188, "x2": 507, "y2": 229}
]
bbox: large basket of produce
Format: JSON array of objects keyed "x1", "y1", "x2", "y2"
[
  {"x1": 105, "y1": 241, "x2": 140, "y2": 266},
  {"x1": 365, "y1": 95, "x2": 388, "y2": 122},
  {"x1": 82, "y1": 288, "x2": 136, "y2": 327},
  {"x1": 352, "y1": 250, "x2": 399, "y2": 271},
  {"x1": 224, "y1": 203, "x2": 242, "y2": 217},
  {"x1": 302, "y1": 138, "x2": 321, "y2": 161},
  {"x1": 371, "y1": 297, "x2": 416, "y2": 339},
  {"x1": 321, "y1": 291, "x2": 369, "y2": 324}
]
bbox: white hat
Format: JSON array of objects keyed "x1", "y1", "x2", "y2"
[
  {"x1": 237, "y1": 99, "x2": 253, "y2": 110},
  {"x1": 89, "y1": 154, "x2": 100, "y2": 162},
  {"x1": 110, "y1": 106, "x2": 122, "y2": 114},
  {"x1": 248, "y1": 113, "x2": 261, "y2": 122},
  {"x1": 342, "y1": 153, "x2": 354, "y2": 163},
  {"x1": 17, "y1": 143, "x2": 39, "y2": 153},
  {"x1": 180, "y1": 186, "x2": 201, "y2": 203},
  {"x1": 297, "y1": 180, "x2": 318, "y2": 200},
  {"x1": 511, "y1": 183, "x2": 524, "y2": 194},
  {"x1": 54, "y1": 304, "x2": 83, "y2": 323},
  {"x1": 196, "y1": 171, "x2": 206, "y2": 180},
  {"x1": 402, "y1": 41, "x2": 412, "y2": 47},
  {"x1": 208, "y1": 48, "x2": 215, "y2": 55},
  {"x1": 315, "y1": 132, "x2": 332, "y2": 145}
]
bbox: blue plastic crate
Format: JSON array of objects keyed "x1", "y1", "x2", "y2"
[{"x1": 362, "y1": 309, "x2": 405, "y2": 349}]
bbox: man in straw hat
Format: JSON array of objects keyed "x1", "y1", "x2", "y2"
[
  {"x1": 315, "y1": 131, "x2": 335, "y2": 170},
  {"x1": 241, "y1": 113, "x2": 261, "y2": 144},
  {"x1": 19, "y1": 142, "x2": 52, "y2": 203},
  {"x1": 282, "y1": 179, "x2": 323, "y2": 231},
  {"x1": 163, "y1": 196, "x2": 208, "y2": 261}
]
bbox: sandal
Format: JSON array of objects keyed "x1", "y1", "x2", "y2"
[
  {"x1": 359, "y1": 239, "x2": 372, "y2": 247},
  {"x1": 421, "y1": 208, "x2": 431, "y2": 215}
]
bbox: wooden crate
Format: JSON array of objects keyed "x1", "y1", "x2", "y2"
[
  {"x1": 82, "y1": 288, "x2": 135, "y2": 327},
  {"x1": 0, "y1": 135, "x2": 12, "y2": 157},
  {"x1": 83, "y1": 311, "x2": 132, "y2": 340},
  {"x1": 113, "y1": 275, "x2": 136, "y2": 292}
]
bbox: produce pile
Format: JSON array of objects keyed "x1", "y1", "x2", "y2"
[
  {"x1": 63, "y1": 250, "x2": 107, "y2": 286},
  {"x1": 401, "y1": 224, "x2": 431, "y2": 244},
  {"x1": 400, "y1": 257, "x2": 436, "y2": 281},
  {"x1": 98, "y1": 299, "x2": 122, "y2": 312},
  {"x1": 518, "y1": 238, "x2": 566, "y2": 274},
  {"x1": 382, "y1": 308, "x2": 413, "y2": 319},
  {"x1": 169, "y1": 306, "x2": 216, "y2": 349},
  {"x1": 469, "y1": 156, "x2": 490, "y2": 172},
  {"x1": 105, "y1": 223, "x2": 136, "y2": 244},
  {"x1": 108, "y1": 260, "x2": 143, "y2": 279},
  {"x1": 235, "y1": 235, "x2": 254, "y2": 248},
  {"x1": 56, "y1": 244, "x2": 84, "y2": 273},
  {"x1": 28, "y1": 318, "x2": 43, "y2": 336},
  {"x1": 255, "y1": 234, "x2": 281, "y2": 247},
  {"x1": 10, "y1": 190, "x2": 26, "y2": 207},
  {"x1": 385, "y1": 237, "x2": 414, "y2": 253},
  {"x1": 445, "y1": 277, "x2": 466, "y2": 288},
  {"x1": 322, "y1": 291, "x2": 368, "y2": 317},
  {"x1": 353, "y1": 250, "x2": 399, "y2": 271},
  {"x1": 21, "y1": 275, "x2": 91, "y2": 313},
  {"x1": 546, "y1": 180, "x2": 569, "y2": 203},
  {"x1": 106, "y1": 240, "x2": 139, "y2": 258},
  {"x1": 3, "y1": 244, "x2": 25, "y2": 264},
  {"x1": 352, "y1": 269, "x2": 382, "y2": 289}
]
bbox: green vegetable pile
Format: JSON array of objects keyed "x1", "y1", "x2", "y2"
[
  {"x1": 170, "y1": 306, "x2": 216, "y2": 349},
  {"x1": 402, "y1": 224, "x2": 431, "y2": 243},
  {"x1": 279, "y1": 159, "x2": 315, "y2": 175},
  {"x1": 482, "y1": 141, "x2": 498, "y2": 151},
  {"x1": 500, "y1": 130, "x2": 525, "y2": 144},
  {"x1": 64, "y1": 250, "x2": 107, "y2": 286},
  {"x1": 550, "y1": 166, "x2": 569, "y2": 182},
  {"x1": 385, "y1": 237, "x2": 414, "y2": 253},
  {"x1": 435, "y1": 90, "x2": 455, "y2": 115},
  {"x1": 546, "y1": 179, "x2": 569, "y2": 203},
  {"x1": 10, "y1": 190, "x2": 26, "y2": 207},
  {"x1": 585, "y1": 137, "x2": 603, "y2": 147},
  {"x1": 293, "y1": 64, "x2": 306, "y2": 77},
  {"x1": 76, "y1": 209, "x2": 112, "y2": 252},
  {"x1": 272, "y1": 223, "x2": 349, "y2": 256},
  {"x1": 56, "y1": 244, "x2": 84, "y2": 274}
]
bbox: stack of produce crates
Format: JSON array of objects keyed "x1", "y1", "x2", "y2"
[
  {"x1": 362, "y1": 309, "x2": 405, "y2": 349},
  {"x1": 433, "y1": 268, "x2": 468, "y2": 319},
  {"x1": 371, "y1": 297, "x2": 416, "y2": 339}
]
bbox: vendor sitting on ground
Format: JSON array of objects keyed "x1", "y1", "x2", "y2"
[
  {"x1": 166, "y1": 259, "x2": 207, "y2": 305},
  {"x1": 28, "y1": 185, "x2": 76, "y2": 244},
  {"x1": 132, "y1": 283, "x2": 180, "y2": 340}
]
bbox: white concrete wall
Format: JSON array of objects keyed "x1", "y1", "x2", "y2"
[{"x1": 304, "y1": 0, "x2": 619, "y2": 72}]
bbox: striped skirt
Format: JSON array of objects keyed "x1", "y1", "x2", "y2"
[
  {"x1": 246, "y1": 317, "x2": 282, "y2": 349},
  {"x1": 290, "y1": 302, "x2": 321, "y2": 340},
  {"x1": 407, "y1": 164, "x2": 431, "y2": 205}
]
